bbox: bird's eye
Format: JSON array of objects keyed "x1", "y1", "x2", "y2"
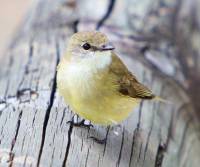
[{"x1": 82, "y1": 43, "x2": 91, "y2": 50}]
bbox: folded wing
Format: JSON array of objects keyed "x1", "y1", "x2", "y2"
[{"x1": 110, "y1": 53, "x2": 155, "y2": 99}]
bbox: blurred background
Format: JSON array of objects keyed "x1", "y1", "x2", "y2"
[{"x1": 0, "y1": 0, "x2": 32, "y2": 57}]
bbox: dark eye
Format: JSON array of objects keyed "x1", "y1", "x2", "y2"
[{"x1": 82, "y1": 43, "x2": 91, "y2": 50}]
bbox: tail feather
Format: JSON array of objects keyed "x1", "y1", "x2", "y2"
[{"x1": 153, "y1": 96, "x2": 172, "y2": 104}]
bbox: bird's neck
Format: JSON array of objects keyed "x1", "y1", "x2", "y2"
[{"x1": 66, "y1": 51, "x2": 112, "y2": 71}]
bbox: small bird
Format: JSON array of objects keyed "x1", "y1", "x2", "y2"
[{"x1": 57, "y1": 31, "x2": 156, "y2": 126}]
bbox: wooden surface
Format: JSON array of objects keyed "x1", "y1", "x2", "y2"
[{"x1": 0, "y1": 0, "x2": 200, "y2": 167}]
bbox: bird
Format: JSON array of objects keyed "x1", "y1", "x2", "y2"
[{"x1": 57, "y1": 31, "x2": 156, "y2": 126}]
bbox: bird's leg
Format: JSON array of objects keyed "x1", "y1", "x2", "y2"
[
  {"x1": 89, "y1": 136, "x2": 107, "y2": 144},
  {"x1": 66, "y1": 118, "x2": 93, "y2": 129},
  {"x1": 89, "y1": 126, "x2": 110, "y2": 144}
]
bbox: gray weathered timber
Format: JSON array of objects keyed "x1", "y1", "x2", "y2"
[{"x1": 0, "y1": 0, "x2": 200, "y2": 167}]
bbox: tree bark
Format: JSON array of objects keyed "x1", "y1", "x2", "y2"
[{"x1": 0, "y1": 0, "x2": 199, "y2": 167}]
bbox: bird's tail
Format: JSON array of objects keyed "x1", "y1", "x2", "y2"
[{"x1": 153, "y1": 96, "x2": 172, "y2": 104}]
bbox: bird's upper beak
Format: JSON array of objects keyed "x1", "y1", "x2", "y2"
[{"x1": 100, "y1": 42, "x2": 115, "y2": 51}]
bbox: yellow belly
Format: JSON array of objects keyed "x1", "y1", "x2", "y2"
[
  {"x1": 71, "y1": 95, "x2": 139, "y2": 125},
  {"x1": 57, "y1": 59, "x2": 139, "y2": 125}
]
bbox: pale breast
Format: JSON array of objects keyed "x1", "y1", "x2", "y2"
[{"x1": 57, "y1": 52, "x2": 112, "y2": 98}]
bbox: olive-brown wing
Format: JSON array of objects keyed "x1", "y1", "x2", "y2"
[{"x1": 110, "y1": 53, "x2": 155, "y2": 99}]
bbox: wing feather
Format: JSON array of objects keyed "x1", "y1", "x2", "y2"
[{"x1": 110, "y1": 53, "x2": 155, "y2": 99}]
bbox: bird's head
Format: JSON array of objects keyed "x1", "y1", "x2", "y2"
[{"x1": 66, "y1": 31, "x2": 115, "y2": 61}]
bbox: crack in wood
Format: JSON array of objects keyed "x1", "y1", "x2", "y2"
[
  {"x1": 52, "y1": 132, "x2": 56, "y2": 144},
  {"x1": 62, "y1": 122, "x2": 73, "y2": 167},
  {"x1": 54, "y1": 107, "x2": 59, "y2": 122},
  {"x1": 50, "y1": 147, "x2": 55, "y2": 167},
  {"x1": 59, "y1": 136, "x2": 65, "y2": 159},
  {"x1": 154, "y1": 142, "x2": 166, "y2": 167},
  {"x1": 84, "y1": 147, "x2": 90, "y2": 167},
  {"x1": 103, "y1": 126, "x2": 110, "y2": 156},
  {"x1": 129, "y1": 128, "x2": 138, "y2": 167},
  {"x1": 36, "y1": 42, "x2": 60, "y2": 167},
  {"x1": 165, "y1": 109, "x2": 175, "y2": 150},
  {"x1": 8, "y1": 152, "x2": 15, "y2": 167},
  {"x1": 138, "y1": 143, "x2": 143, "y2": 163},
  {"x1": 116, "y1": 127, "x2": 125, "y2": 167},
  {"x1": 137, "y1": 101, "x2": 143, "y2": 129},
  {"x1": 11, "y1": 110, "x2": 23, "y2": 151},
  {"x1": 143, "y1": 108, "x2": 155, "y2": 162},
  {"x1": 21, "y1": 134, "x2": 26, "y2": 153},
  {"x1": 154, "y1": 106, "x2": 175, "y2": 167},
  {"x1": 25, "y1": 43, "x2": 34, "y2": 74},
  {"x1": 96, "y1": 0, "x2": 116, "y2": 30},
  {"x1": 60, "y1": 108, "x2": 67, "y2": 126},
  {"x1": 0, "y1": 115, "x2": 8, "y2": 136},
  {"x1": 22, "y1": 153, "x2": 28, "y2": 167},
  {"x1": 8, "y1": 109, "x2": 23, "y2": 167},
  {"x1": 32, "y1": 109, "x2": 38, "y2": 128},
  {"x1": 18, "y1": 43, "x2": 34, "y2": 91}
]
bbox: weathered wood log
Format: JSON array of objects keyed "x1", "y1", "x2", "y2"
[{"x1": 0, "y1": 0, "x2": 199, "y2": 167}]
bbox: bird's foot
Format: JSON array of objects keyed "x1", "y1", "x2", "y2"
[
  {"x1": 66, "y1": 119, "x2": 93, "y2": 129},
  {"x1": 89, "y1": 136, "x2": 107, "y2": 144}
]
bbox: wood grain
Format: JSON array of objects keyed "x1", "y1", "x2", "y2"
[{"x1": 0, "y1": 0, "x2": 199, "y2": 167}]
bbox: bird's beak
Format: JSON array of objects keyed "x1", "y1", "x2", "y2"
[{"x1": 100, "y1": 42, "x2": 115, "y2": 51}]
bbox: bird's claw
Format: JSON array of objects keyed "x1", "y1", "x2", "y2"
[
  {"x1": 66, "y1": 119, "x2": 93, "y2": 129},
  {"x1": 89, "y1": 136, "x2": 107, "y2": 144}
]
